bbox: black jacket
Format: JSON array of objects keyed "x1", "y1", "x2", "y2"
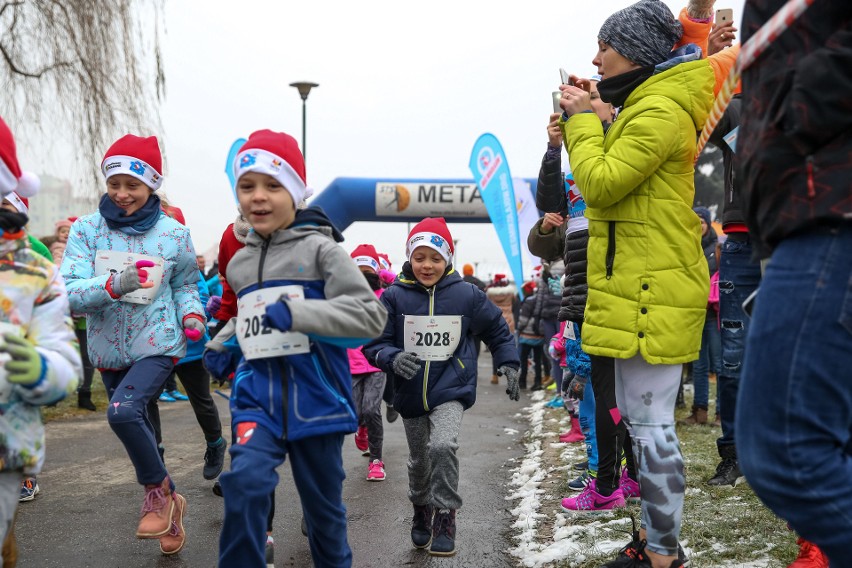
[
  {"x1": 709, "y1": 95, "x2": 745, "y2": 231},
  {"x1": 530, "y1": 149, "x2": 588, "y2": 324},
  {"x1": 739, "y1": 1, "x2": 852, "y2": 258}
]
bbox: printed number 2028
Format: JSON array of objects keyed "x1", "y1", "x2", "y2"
[
  {"x1": 243, "y1": 315, "x2": 273, "y2": 338},
  {"x1": 415, "y1": 331, "x2": 451, "y2": 347}
]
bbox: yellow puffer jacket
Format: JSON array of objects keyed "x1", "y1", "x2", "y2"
[{"x1": 561, "y1": 59, "x2": 714, "y2": 364}]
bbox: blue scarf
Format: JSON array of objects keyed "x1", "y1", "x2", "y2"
[{"x1": 99, "y1": 193, "x2": 163, "y2": 235}]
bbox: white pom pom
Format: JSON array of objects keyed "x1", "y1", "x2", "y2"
[{"x1": 15, "y1": 171, "x2": 40, "y2": 197}]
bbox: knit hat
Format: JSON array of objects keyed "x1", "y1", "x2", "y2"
[
  {"x1": 463, "y1": 263, "x2": 474, "y2": 276},
  {"x1": 406, "y1": 217, "x2": 454, "y2": 262},
  {"x1": 234, "y1": 130, "x2": 307, "y2": 208},
  {"x1": 351, "y1": 244, "x2": 381, "y2": 274},
  {"x1": 4, "y1": 192, "x2": 28, "y2": 214},
  {"x1": 55, "y1": 217, "x2": 75, "y2": 231},
  {"x1": 598, "y1": 0, "x2": 683, "y2": 67},
  {"x1": 101, "y1": 134, "x2": 164, "y2": 190},
  {"x1": 693, "y1": 206, "x2": 712, "y2": 226},
  {"x1": 0, "y1": 117, "x2": 40, "y2": 199},
  {"x1": 377, "y1": 253, "x2": 391, "y2": 271}
]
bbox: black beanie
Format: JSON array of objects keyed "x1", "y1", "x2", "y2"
[{"x1": 598, "y1": 0, "x2": 684, "y2": 67}]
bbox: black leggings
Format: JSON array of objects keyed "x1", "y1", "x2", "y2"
[
  {"x1": 518, "y1": 343, "x2": 544, "y2": 387},
  {"x1": 74, "y1": 327, "x2": 94, "y2": 394},
  {"x1": 148, "y1": 358, "x2": 223, "y2": 445},
  {"x1": 590, "y1": 354, "x2": 636, "y2": 495}
]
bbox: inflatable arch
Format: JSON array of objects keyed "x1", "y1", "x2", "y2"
[{"x1": 312, "y1": 177, "x2": 539, "y2": 231}]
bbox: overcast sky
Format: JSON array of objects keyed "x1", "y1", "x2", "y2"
[{"x1": 29, "y1": 0, "x2": 744, "y2": 280}]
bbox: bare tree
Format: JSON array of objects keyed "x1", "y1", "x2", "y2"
[{"x1": 0, "y1": 0, "x2": 165, "y2": 193}]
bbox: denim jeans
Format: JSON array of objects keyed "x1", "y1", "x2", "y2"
[
  {"x1": 692, "y1": 310, "x2": 721, "y2": 409},
  {"x1": 541, "y1": 318, "x2": 562, "y2": 386},
  {"x1": 716, "y1": 235, "x2": 761, "y2": 449},
  {"x1": 736, "y1": 223, "x2": 852, "y2": 566}
]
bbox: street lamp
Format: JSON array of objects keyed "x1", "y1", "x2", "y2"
[{"x1": 289, "y1": 81, "x2": 319, "y2": 162}]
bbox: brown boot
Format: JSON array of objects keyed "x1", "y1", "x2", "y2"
[
  {"x1": 712, "y1": 413, "x2": 721, "y2": 427},
  {"x1": 490, "y1": 374, "x2": 499, "y2": 384},
  {"x1": 678, "y1": 406, "x2": 708, "y2": 425},
  {"x1": 137, "y1": 477, "x2": 175, "y2": 538},
  {"x1": 158, "y1": 493, "x2": 187, "y2": 555}
]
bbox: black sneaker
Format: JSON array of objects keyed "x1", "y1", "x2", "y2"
[
  {"x1": 411, "y1": 504, "x2": 433, "y2": 549},
  {"x1": 386, "y1": 404, "x2": 399, "y2": 423},
  {"x1": 203, "y1": 438, "x2": 227, "y2": 480},
  {"x1": 429, "y1": 509, "x2": 456, "y2": 557},
  {"x1": 573, "y1": 459, "x2": 589, "y2": 472},
  {"x1": 212, "y1": 481, "x2": 223, "y2": 497},
  {"x1": 600, "y1": 536, "x2": 688, "y2": 567},
  {"x1": 706, "y1": 458, "x2": 744, "y2": 487}
]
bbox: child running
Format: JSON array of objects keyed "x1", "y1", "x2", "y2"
[
  {"x1": 61, "y1": 134, "x2": 204, "y2": 556},
  {"x1": 0, "y1": 116, "x2": 81, "y2": 546},
  {"x1": 212, "y1": 130, "x2": 386, "y2": 568},
  {"x1": 347, "y1": 244, "x2": 388, "y2": 480},
  {"x1": 364, "y1": 217, "x2": 521, "y2": 557}
]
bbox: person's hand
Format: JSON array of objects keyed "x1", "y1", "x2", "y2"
[
  {"x1": 559, "y1": 75, "x2": 593, "y2": 118},
  {"x1": 111, "y1": 259, "x2": 156, "y2": 296},
  {"x1": 206, "y1": 295, "x2": 222, "y2": 316},
  {"x1": 183, "y1": 315, "x2": 206, "y2": 342},
  {"x1": 263, "y1": 300, "x2": 292, "y2": 332},
  {"x1": 392, "y1": 352, "x2": 421, "y2": 380},
  {"x1": 540, "y1": 212, "x2": 565, "y2": 235},
  {"x1": 708, "y1": 22, "x2": 737, "y2": 55},
  {"x1": 0, "y1": 334, "x2": 43, "y2": 386},
  {"x1": 568, "y1": 374, "x2": 588, "y2": 401},
  {"x1": 498, "y1": 365, "x2": 520, "y2": 401},
  {"x1": 547, "y1": 113, "x2": 563, "y2": 147},
  {"x1": 202, "y1": 349, "x2": 236, "y2": 381}
]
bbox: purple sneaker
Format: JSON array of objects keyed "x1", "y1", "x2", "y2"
[
  {"x1": 561, "y1": 479, "x2": 626, "y2": 515},
  {"x1": 620, "y1": 470, "x2": 641, "y2": 504}
]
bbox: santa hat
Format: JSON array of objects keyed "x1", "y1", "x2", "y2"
[
  {"x1": 234, "y1": 130, "x2": 307, "y2": 207},
  {"x1": 522, "y1": 280, "x2": 536, "y2": 296},
  {"x1": 493, "y1": 273, "x2": 509, "y2": 286},
  {"x1": 351, "y1": 244, "x2": 381, "y2": 273},
  {"x1": 406, "y1": 217, "x2": 454, "y2": 262},
  {"x1": 4, "y1": 192, "x2": 28, "y2": 214},
  {"x1": 101, "y1": 134, "x2": 164, "y2": 191},
  {"x1": 0, "y1": 118, "x2": 40, "y2": 199},
  {"x1": 377, "y1": 253, "x2": 392, "y2": 271}
]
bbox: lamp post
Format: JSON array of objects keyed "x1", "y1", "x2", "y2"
[{"x1": 289, "y1": 81, "x2": 319, "y2": 162}]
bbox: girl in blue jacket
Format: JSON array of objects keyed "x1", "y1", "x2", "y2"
[{"x1": 364, "y1": 217, "x2": 520, "y2": 557}]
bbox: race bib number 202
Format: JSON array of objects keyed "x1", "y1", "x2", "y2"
[{"x1": 237, "y1": 286, "x2": 310, "y2": 360}]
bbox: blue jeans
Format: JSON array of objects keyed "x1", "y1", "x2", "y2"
[
  {"x1": 101, "y1": 356, "x2": 174, "y2": 485},
  {"x1": 736, "y1": 224, "x2": 852, "y2": 566},
  {"x1": 716, "y1": 236, "x2": 761, "y2": 449},
  {"x1": 692, "y1": 311, "x2": 721, "y2": 409},
  {"x1": 541, "y1": 318, "x2": 562, "y2": 386},
  {"x1": 219, "y1": 424, "x2": 350, "y2": 568},
  {"x1": 578, "y1": 380, "x2": 598, "y2": 475}
]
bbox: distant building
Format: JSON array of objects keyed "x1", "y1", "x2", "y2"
[{"x1": 26, "y1": 175, "x2": 98, "y2": 239}]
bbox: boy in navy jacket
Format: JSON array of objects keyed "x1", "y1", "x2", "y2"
[
  {"x1": 210, "y1": 130, "x2": 387, "y2": 568},
  {"x1": 365, "y1": 217, "x2": 520, "y2": 557}
]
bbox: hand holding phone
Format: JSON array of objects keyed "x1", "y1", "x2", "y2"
[
  {"x1": 559, "y1": 68, "x2": 574, "y2": 87},
  {"x1": 715, "y1": 8, "x2": 733, "y2": 26}
]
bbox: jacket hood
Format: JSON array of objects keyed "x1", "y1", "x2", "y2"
[
  {"x1": 626, "y1": 48, "x2": 713, "y2": 131},
  {"x1": 292, "y1": 206, "x2": 344, "y2": 242}
]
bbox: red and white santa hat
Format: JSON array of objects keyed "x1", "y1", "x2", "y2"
[
  {"x1": 377, "y1": 253, "x2": 392, "y2": 271},
  {"x1": 101, "y1": 134, "x2": 164, "y2": 191},
  {"x1": 234, "y1": 130, "x2": 307, "y2": 207},
  {"x1": 351, "y1": 243, "x2": 381, "y2": 273},
  {"x1": 0, "y1": 117, "x2": 40, "y2": 200},
  {"x1": 4, "y1": 192, "x2": 28, "y2": 214},
  {"x1": 406, "y1": 217, "x2": 454, "y2": 263}
]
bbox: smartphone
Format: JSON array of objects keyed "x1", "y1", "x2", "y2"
[
  {"x1": 552, "y1": 91, "x2": 562, "y2": 113},
  {"x1": 741, "y1": 287, "x2": 759, "y2": 318},
  {"x1": 715, "y1": 8, "x2": 733, "y2": 26},
  {"x1": 559, "y1": 68, "x2": 574, "y2": 87}
]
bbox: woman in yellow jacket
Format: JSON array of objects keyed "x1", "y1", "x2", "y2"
[{"x1": 558, "y1": 1, "x2": 714, "y2": 567}]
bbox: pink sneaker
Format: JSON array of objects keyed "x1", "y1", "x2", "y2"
[
  {"x1": 561, "y1": 479, "x2": 626, "y2": 515},
  {"x1": 355, "y1": 426, "x2": 369, "y2": 453},
  {"x1": 559, "y1": 417, "x2": 584, "y2": 444},
  {"x1": 367, "y1": 459, "x2": 386, "y2": 481},
  {"x1": 620, "y1": 470, "x2": 641, "y2": 504}
]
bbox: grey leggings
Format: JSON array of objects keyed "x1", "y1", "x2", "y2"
[
  {"x1": 614, "y1": 355, "x2": 683, "y2": 557},
  {"x1": 403, "y1": 400, "x2": 464, "y2": 511},
  {"x1": 352, "y1": 372, "x2": 386, "y2": 461}
]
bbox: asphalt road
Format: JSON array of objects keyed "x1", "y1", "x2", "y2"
[{"x1": 15, "y1": 356, "x2": 527, "y2": 567}]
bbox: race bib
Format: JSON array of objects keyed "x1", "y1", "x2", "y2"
[
  {"x1": 95, "y1": 250, "x2": 164, "y2": 305},
  {"x1": 562, "y1": 322, "x2": 576, "y2": 341},
  {"x1": 404, "y1": 315, "x2": 462, "y2": 361},
  {"x1": 237, "y1": 286, "x2": 310, "y2": 360}
]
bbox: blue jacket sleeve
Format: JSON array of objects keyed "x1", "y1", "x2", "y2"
[
  {"x1": 363, "y1": 288, "x2": 403, "y2": 373},
  {"x1": 171, "y1": 230, "x2": 204, "y2": 322},
  {"x1": 59, "y1": 223, "x2": 115, "y2": 313},
  {"x1": 470, "y1": 289, "x2": 520, "y2": 370}
]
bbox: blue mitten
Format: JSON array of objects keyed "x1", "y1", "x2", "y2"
[{"x1": 263, "y1": 300, "x2": 292, "y2": 332}]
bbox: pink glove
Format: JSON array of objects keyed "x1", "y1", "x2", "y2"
[
  {"x1": 183, "y1": 314, "x2": 205, "y2": 342},
  {"x1": 135, "y1": 260, "x2": 156, "y2": 288}
]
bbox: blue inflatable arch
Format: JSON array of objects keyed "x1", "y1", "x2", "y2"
[{"x1": 312, "y1": 177, "x2": 539, "y2": 231}]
